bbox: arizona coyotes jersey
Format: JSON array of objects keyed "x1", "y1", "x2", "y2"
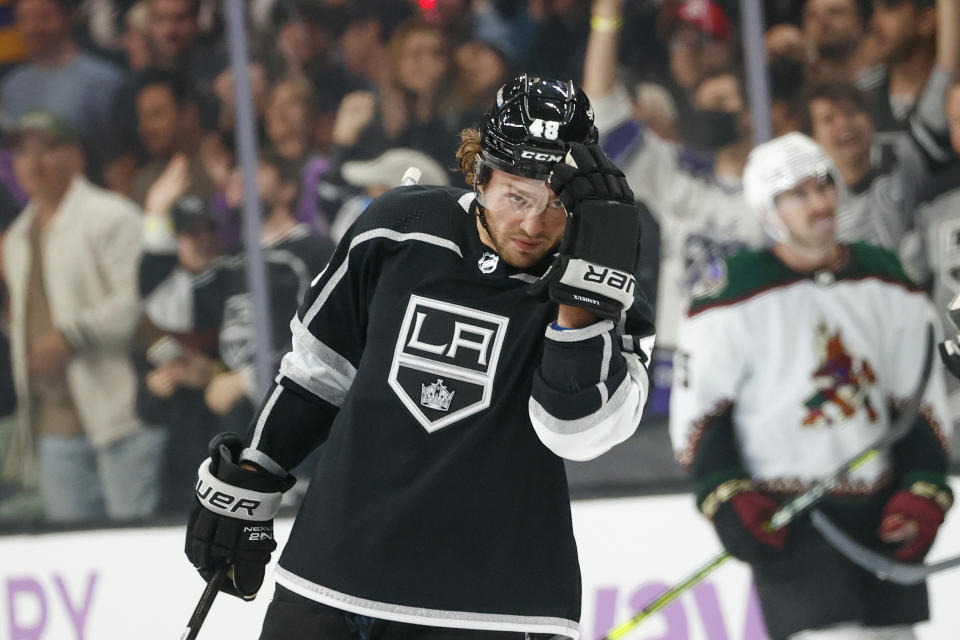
[
  {"x1": 670, "y1": 244, "x2": 950, "y2": 505},
  {"x1": 240, "y1": 186, "x2": 655, "y2": 639}
]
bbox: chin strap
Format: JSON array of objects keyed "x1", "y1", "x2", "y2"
[{"x1": 471, "y1": 198, "x2": 506, "y2": 258}]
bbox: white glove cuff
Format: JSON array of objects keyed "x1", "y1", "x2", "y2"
[
  {"x1": 558, "y1": 258, "x2": 636, "y2": 310},
  {"x1": 195, "y1": 458, "x2": 283, "y2": 521}
]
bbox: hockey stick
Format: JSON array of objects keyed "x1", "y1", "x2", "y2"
[
  {"x1": 603, "y1": 325, "x2": 935, "y2": 640},
  {"x1": 811, "y1": 510, "x2": 960, "y2": 585},
  {"x1": 179, "y1": 564, "x2": 228, "y2": 640}
]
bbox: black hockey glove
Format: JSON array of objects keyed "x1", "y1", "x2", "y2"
[
  {"x1": 185, "y1": 433, "x2": 295, "y2": 600},
  {"x1": 528, "y1": 142, "x2": 642, "y2": 320}
]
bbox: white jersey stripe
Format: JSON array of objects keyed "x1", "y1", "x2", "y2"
[
  {"x1": 275, "y1": 566, "x2": 580, "y2": 639},
  {"x1": 304, "y1": 229, "x2": 462, "y2": 327}
]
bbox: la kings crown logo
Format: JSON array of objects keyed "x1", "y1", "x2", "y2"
[
  {"x1": 389, "y1": 295, "x2": 509, "y2": 432},
  {"x1": 421, "y1": 379, "x2": 454, "y2": 411}
]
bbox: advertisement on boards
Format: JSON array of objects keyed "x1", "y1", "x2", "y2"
[{"x1": 2, "y1": 490, "x2": 959, "y2": 640}]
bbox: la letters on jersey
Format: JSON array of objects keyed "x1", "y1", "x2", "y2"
[{"x1": 388, "y1": 295, "x2": 509, "y2": 432}]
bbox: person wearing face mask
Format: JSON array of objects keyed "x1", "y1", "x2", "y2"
[
  {"x1": 583, "y1": 0, "x2": 764, "y2": 418},
  {"x1": 671, "y1": 132, "x2": 952, "y2": 640}
]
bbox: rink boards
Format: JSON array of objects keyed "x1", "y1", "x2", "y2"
[{"x1": 2, "y1": 484, "x2": 960, "y2": 640}]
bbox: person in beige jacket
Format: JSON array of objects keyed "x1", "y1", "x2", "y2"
[{"x1": 2, "y1": 111, "x2": 164, "y2": 521}]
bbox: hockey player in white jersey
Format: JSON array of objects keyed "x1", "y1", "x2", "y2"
[
  {"x1": 182, "y1": 75, "x2": 655, "y2": 639},
  {"x1": 670, "y1": 132, "x2": 952, "y2": 639}
]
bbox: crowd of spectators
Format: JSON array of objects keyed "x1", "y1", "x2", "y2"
[{"x1": 0, "y1": 0, "x2": 956, "y2": 526}]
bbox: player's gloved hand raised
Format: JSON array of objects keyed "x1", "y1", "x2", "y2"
[
  {"x1": 879, "y1": 490, "x2": 947, "y2": 561},
  {"x1": 528, "y1": 143, "x2": 642, "y2": 320},
  {"x1": 185, "y1": 433, "x2": 295, "y2": 600},
  {"x1": 712, "y1": 491, "x2": 788, "y2": 564}
]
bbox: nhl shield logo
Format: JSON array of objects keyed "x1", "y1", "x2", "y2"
[
  {"x1": 388, "y1": 295, "x2": 509, "y2": 432},
  {"x1": 477, "y1": 251, "x2": 499, "y2": 274}
]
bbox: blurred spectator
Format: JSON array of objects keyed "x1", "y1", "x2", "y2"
[
  {"x1": 107, "y1": 0, "x2": 224, "y2": 189},
  {"x1": 765, "y1": 24, "x2": 809, "y2": 136},
  {"x1": 806, "y1": 0, "x2": 957, "y2": 248},
  {"x1": 198, "y1": 153, "x2": 333, "y2": 433},
  {"x1": 146, "y1": 0, "x2": 223, "y2": 81},
  {"x1": 414, "y1": 0, "x2": 472, "y2": 44},
  {"x1": 211, "y1": 61, "x2": 268, "y2": 136},
  {"x1": 659, "y1": 0, "x2": 737, "y2": 93},
  {"x1": 584, "y1": 0, "x2": 764, "y2": 417},
  {"x1": 523, "y1": 0, "x2": 592, "y2": 81},
  {"x1": 261, "y1": 75, "x2": 334, "y2": 234},
  {"x1": 330, "y1": 17, "x2": 457, "y2": 164},
  {"x1": 0, "y1": 0, "x2": 125, "y2": 180},
  {"x1": 129, "y1": 69, "x2": 214, "y2": 208},
  {"x1": 138, "y1": 194, "x2": 222, "y2": 514},
  {"x1": 801, "y1": 0, "x2": 877, "y2": 83},
  {"x1": 263, "y1": 0, "x2": 347, "y2": 83},
  {"x1": 905, "y1": 80, "x2": 960, "y2": 357},
  {"x1": 264, "y1": 76, "x2": 315, "y2": 166},
  {"x1": 339, "y1": 2, "x2": 412, "y2": 90},
  {"x1": 859, "y1": 0, "x2": 938, "y2": 133},
  {"x1": 332, "y1": 147, "x2": 450, "y2": 243},
  {"x1": 2, "y1": 111, "x2": 162, "y2": 522},
  {"x1": 451, "y1": 39, "x2": 511, "y2": 128},
  {"x1": 0, "y1": 0, "x2": 27, "y2": 75},
  {"x1": 321, "y1": 17, "x2": 461, "y2": 221},
  {"x1": 122, "y1": 1, "x2": 152, "y2": 72}
]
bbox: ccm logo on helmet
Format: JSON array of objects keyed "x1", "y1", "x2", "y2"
[
  {"x1": 520, "y1": 150, "x2": 563, "y2": 163},
  {"x1": 584, "y1": 265, "x2": 635, "y2": 293}
]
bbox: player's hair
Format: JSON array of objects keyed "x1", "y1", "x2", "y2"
[{"x1": 455, "y1": 127, "x2": 485, "y2": 188}]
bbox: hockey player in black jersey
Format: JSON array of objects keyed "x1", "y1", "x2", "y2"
[{"x1": 184, "y1": 75, "x2": 655, "y2": 639}]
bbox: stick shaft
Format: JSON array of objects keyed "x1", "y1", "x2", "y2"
[
  {"x1": 604, "y1": 551, "x2": 729, "y2": 639},
  {"x1": 180, "y1": 565, "x2": 228, "y2": 640}
]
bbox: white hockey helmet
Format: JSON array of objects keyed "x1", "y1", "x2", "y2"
[{"x1": 742, "y1": 132, "x2": 841, "y2": 243}]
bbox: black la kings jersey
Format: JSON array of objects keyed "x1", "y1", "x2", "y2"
[{"x1": 240, "y1": 186, "x2": 655, "y2": 638}]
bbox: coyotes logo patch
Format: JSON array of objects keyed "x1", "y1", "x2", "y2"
[{"x1": 802, "y1": 323, "x2": 878, "y2": 427}]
